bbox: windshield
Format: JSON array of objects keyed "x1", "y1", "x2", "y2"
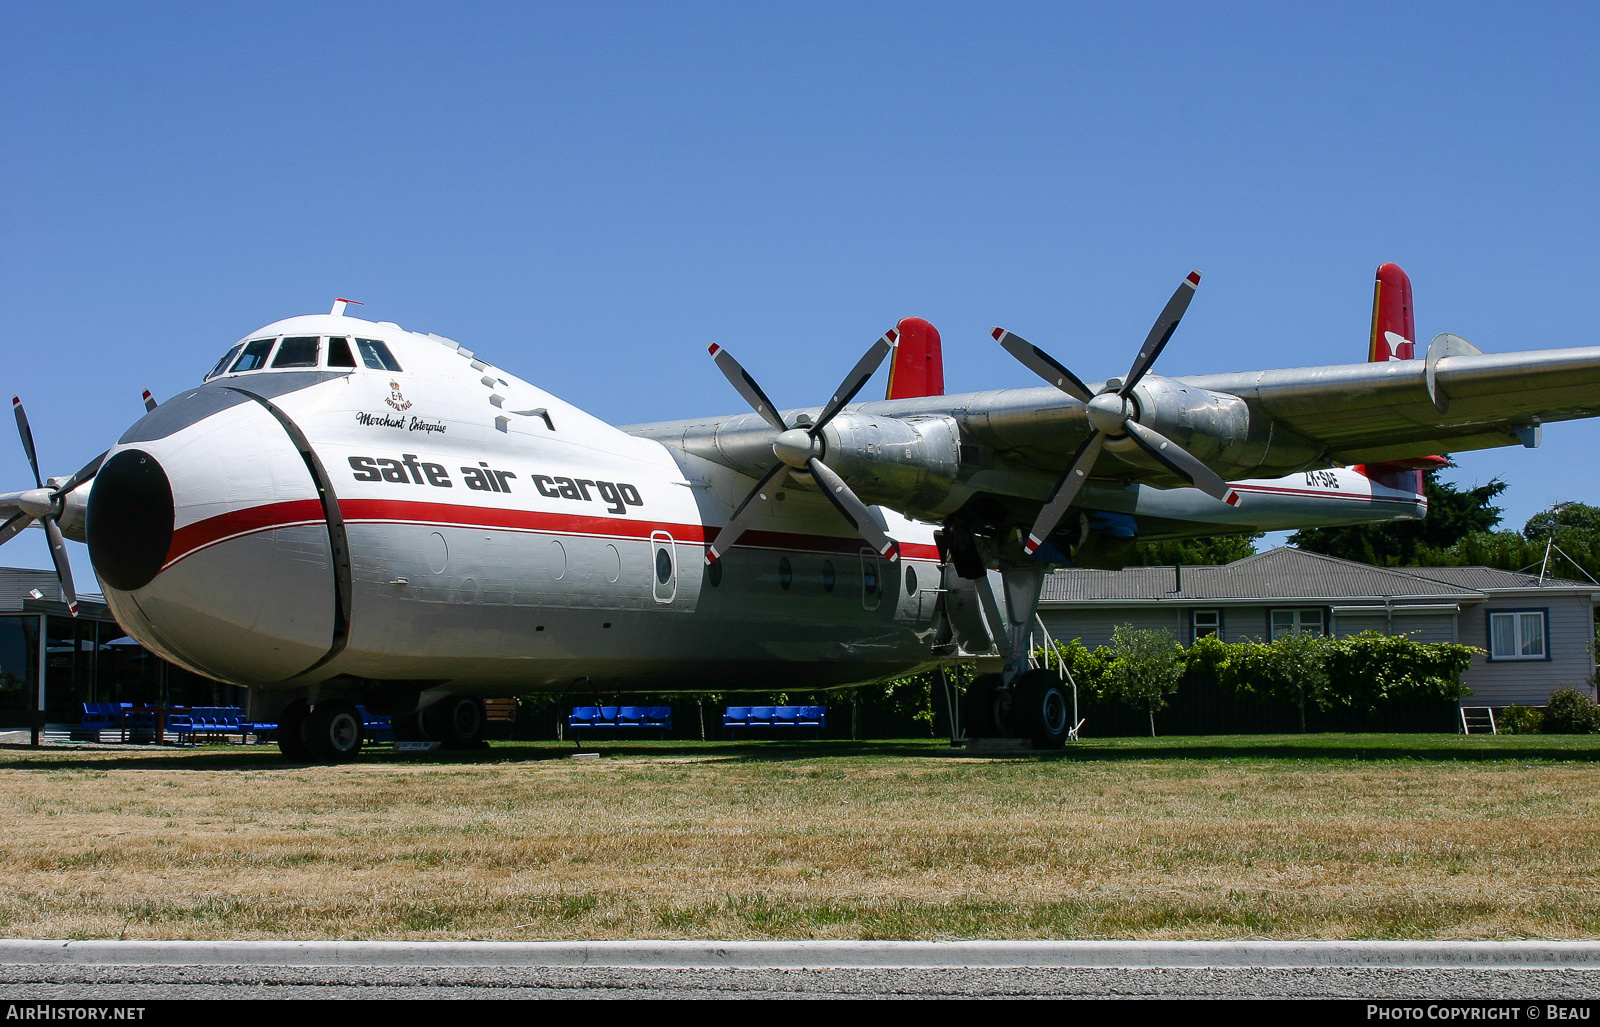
[
  {"x1": 272, "y1": 336, "x2": 320, "y2": 368},
  {"x1": 206, "y1": 344, "x2": 244, "y2": 380},
  {"x1": 355, "y1": 338, "x2": 403, "y2": 372},
  {"x1": 229, "y1": 338, "x2": 276, "y2": 373}
]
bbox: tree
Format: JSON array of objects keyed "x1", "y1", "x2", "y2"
[
  {"x1": 1288, "y1": 464, "x2": 1505, "y2": 565},
  {"x1": 1412, "y1": 501, "x2": 1600, "y2": 582},
  {"x1": 1225, "y1": 631, "x2": 1330, "y2": 733},
  {"x1": 1103, "y1": 625, "x2": 1185, "y2": 737},
  {"x1": 1134, "y1": 532, "x2": 1262, "y2": 566}
]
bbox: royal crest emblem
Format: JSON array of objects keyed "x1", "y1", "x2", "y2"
[{"x1": 385, "y1": 380, "x2": 412, "y2": 412}]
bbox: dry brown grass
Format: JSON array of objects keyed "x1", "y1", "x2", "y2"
[{"x1": 2, "y1": 737, "x2": 1599, "y2": 940}]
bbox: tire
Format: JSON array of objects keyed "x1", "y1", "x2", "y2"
[
  {"x1": 422, "y1": 695, "x2": 486, "y2": 750},
  {"x1": 276, "y1": 700, "x2": 311, "y2": 761},
  {"x1": 1008, "y1": 669, "x2": 1071, "y2": 749},
  {"x1": 303, "y1": 700, "x2": 365, "y2": 761},
  {"x1": 961, "y1": 673, "x2": 1002, "y2": 739}
]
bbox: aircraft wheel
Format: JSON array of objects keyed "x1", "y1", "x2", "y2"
[
  {"x1": 422, "y1": 696, "x2": 486, "y2": 750},
  {"x1": 961, "y1": 673, "x2": 1002, "y2": 739},
  {"x1": 303, "y1": 700, "x2": 365, "y2": 761},
  {"x1": 276, "y1": 700, "x2": 311, "y2": 761},
  {"x1": 1009, "y1": 669, "x2": 1070, "y2": 749}
]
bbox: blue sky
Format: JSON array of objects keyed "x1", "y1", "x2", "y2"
[{"x1": 3, "y1": 2, "x2": 1596, "y2": 586}]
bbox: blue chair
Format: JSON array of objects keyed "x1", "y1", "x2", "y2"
[{"x1": 357, "y1": 706, "x2": 394, "y2": 744}]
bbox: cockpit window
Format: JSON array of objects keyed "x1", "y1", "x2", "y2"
[
  {"x1": 327, "y1": 337, "x2": 357, "y2": 368},
  {"x1": 206, "y1": 344, "x2": 244, "y2": 380},
  {"x1": 272, "y1": 336, "x2": 320, "y2": 368},
  {"x1": 355, "y1": 338, "x2": 403, "y2": 372},
  {"x1": 230, "y1": 338, "x2": 276, "y2": 373}
]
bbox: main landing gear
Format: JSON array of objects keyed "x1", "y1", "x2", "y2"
[
  {"x1": 275, "y1": 699, "x2": 364, "y2": 762},
  {"x1": 939, "y1": 525, "x2": 1075, "y2": 750},
  {"x1": 962, "y1": 669, "x2": 1072, "y2": 749},
  {"x1": 273, "y1": 693, "x2": 486, "y2": 762}
]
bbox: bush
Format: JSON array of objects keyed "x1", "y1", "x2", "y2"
[
  {"x1": 1543, "y1": 689, "x2": 1600, "y2": 734},
  {"x1": 1499, "y1": 704, "x2": 1544, "y2": 735}
]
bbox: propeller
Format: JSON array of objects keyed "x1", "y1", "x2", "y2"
[
  {"x1": 995, "y1": 270, "x2": 1238, "y2": 558},
  {"x1": 6, "y1": 397, "x2": 107, "y2": 616},
  {"x1": 704, "y1": 331, "x2": 901, "y2": 564}
]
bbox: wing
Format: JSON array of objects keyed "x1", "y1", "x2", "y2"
[
  {"x1": 1181, "y1": 345, "x2": 1600, "y2": 465},
  {"x1": 627, "y1": 342, "x2": 1600, "y2": 523}
]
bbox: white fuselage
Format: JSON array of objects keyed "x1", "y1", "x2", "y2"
[{"x1": 92, "y1": 314, "x2": 944, "y2": 695}]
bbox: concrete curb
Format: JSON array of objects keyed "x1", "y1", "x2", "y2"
[{"x1": 3, "y1": 940, "x2": 1600, "y2": 969}]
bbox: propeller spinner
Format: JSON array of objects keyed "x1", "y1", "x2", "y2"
[
  {"x1": 705, "y1": 332, "x2": 902, "y2": 564},
  {"x1": 995, "y1": 270, "x2": 1238, "y2": 558}
]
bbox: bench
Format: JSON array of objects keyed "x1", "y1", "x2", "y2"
[
  {"x1": 723, "y1": 705, "x2": 827, "y2": 739},
  {"x1": 185, "y1": 707, "x2": 245, "y2": 743},
  {"x1": 78, "y1": 703, "x2": 133, "y2": 742},
  {"x1": 567, "y1": 706, "x2": 672, "y2": 741}
]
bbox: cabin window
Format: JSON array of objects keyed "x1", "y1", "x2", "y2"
[
  {"x1": 778, "y1": 556, "x2": 793, "y2": 591},
  {"x1": 1269, "y1": 607, "x2": 1325, "y2": 639},
  {"x1": 1192, "y1": 609, "x2": 1221, "y2": 641},
  {"x1": 272, "y1": 336, "x2": 320, "y2": 368},
  {"x1": 206, "y1": 344, "x2": 244, "y2": 380},
  {"x1": 355, "y1": 338, "x2": 403, "y2": 372},
  {"x1": 229, "y1": 338, "x2": 276, "y2": 373},
  {"x1": 327, "y1": 337, "x2": 357, "y2": 368},
  {"x1": 1488, "y1": 610, "x2": 1548, "y2": 660},
  {"x1": 822, "y1": 560, "x2": 835, "y2": 593}
]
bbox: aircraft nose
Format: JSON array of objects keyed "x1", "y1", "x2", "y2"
[
  {"x1": 86, "y1": 449, "x2": 175, "y2": 592},
  {"x1": 90, "y1": 387, "x2": 341, "y2": 685}
]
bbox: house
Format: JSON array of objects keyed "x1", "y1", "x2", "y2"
[
  {"x1": 1036, "y1": 547, "x2": 1599, "y2": 707},
  {"x1": 0, "y1": 566, "x2": 233, "y2": 735}
]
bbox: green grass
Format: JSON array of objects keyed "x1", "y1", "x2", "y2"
[{"x1": 2, "y1": 733, "x2": 1598, "y2": 941}]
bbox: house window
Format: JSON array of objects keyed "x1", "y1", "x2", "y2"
[
  {"x1": 1270, "y1": 608, "x2": 1325, "y2": 639},
  {"x1": 1488, "y1": 610, "x2": 1548, "y2": 660},
  {"x1": 1192, "y1": 609, "x2": 1221, "y2": 641}
]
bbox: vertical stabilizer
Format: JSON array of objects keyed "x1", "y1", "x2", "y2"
[
  {"x1": 1369, "y1": 262, "x2": 1416, "y2": 361},
  {"x1": 1359, "y1": 262, "x2": 1438, "y2": 497},
  {"x1": 885, "y1": 317, "x2": 945, "y2": 399}
]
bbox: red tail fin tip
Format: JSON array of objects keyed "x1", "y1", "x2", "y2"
[
  {"x1": 885, "y1": 317, "x2": 945, "y2": 400},
  {"x1": 1369, "y1": 262, "x2": 1416, "y2": 361}
]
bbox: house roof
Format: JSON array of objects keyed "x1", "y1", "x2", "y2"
[
  {"x1": 0, "y1": 566, "x2": 109, "y2": 618},
  {"x1": 1399, "y1": 565, "x2": 1596, "y2": 591},
  {"x1": 1039, "y1": 546, "x2": 1595, "y2": 605}
]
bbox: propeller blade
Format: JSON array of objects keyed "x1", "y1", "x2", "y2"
[
  {"x1": 143, "y1": 390, "x2": 158, "y2": 412},
  {"x1": 1022, "y1": 431, "x2": 1107, "y2": 556},
  {"x1": 705, "y1": 460, "x2": 789, "y2": 563},
  {"x1": 51, "y1": 451, "x2": 106, "y2": 499},
  {"x1": 0, "y1": 512, "x2": 34, "y2": 546},
  {"x1": 1123, "y1": 420, "x2": 1238, "y2": 505},
  {"x1": 991, "y1": 329, "x2": 1093, "y2": 403},
  {"x1": 12, "y1": 397, "x2": 43, "y2": 489},
  {"x1": 806, "y1": 456, "x2": 899, "y2": 562},
  {"x1": 809, "y1": 329, "x2": 897, "y2": 437},
  {"x1": 42, "y1": 516, "x2": 79, "y2": 616},
  {"x1": 1121, "y1": 270, "x2": 1201, "y2": 398},
  {"x1": 708, "y1": 344, "x2": 788, "y2": 433}
]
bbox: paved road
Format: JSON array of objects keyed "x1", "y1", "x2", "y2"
[
  {"x1": 4, "y1": 941, "x2": 1599, "y2": 1000},
  {"x1": 5, "y1": 964, "x2": 1600, "y2": 999}
]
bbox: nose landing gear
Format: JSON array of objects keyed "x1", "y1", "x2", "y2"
[{"x1": 275, "y1": 699, "x2": 365, "y2": 761}]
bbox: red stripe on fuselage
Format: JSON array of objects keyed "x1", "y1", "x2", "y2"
[
  {"x1": 160, "y1": 497, "x2": 941, "y2": 572},
  {"x1": 162, "y1": 499, "x2": 325, "y2": 569}
]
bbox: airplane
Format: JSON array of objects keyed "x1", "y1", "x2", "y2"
[{"x1": 3, "y1": 264, "x2": 1597, "y2": 759}]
